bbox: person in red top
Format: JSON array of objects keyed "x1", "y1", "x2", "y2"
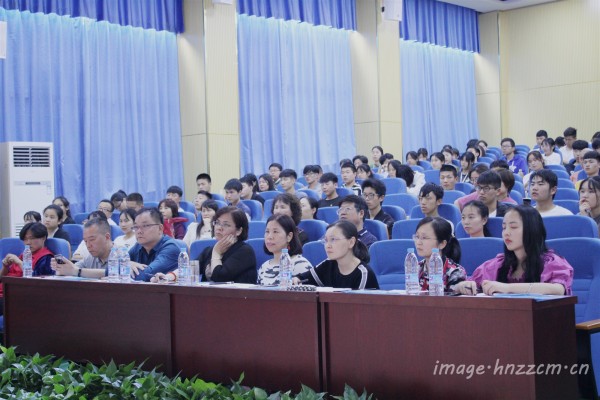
[
  {"x1": 0, "y1": 222, "x2": 55, "y2": 314},
  {"x1": 158, "y1": 199, "x2": 187, "y2": 240}
]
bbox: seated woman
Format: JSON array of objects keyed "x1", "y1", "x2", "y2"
[
  {"x1": 392, "y1": 162, "x2": 425, "y2": 197},
  {"x1": 113, "y1": 208, "x2": 137, "y2": 249},
  {"x1": 158, "y1": 199, "x2": 187, "y2": 240},
  {"x1": 293, "y1": 220, "x2": 379, "y2": 290},
  {"x1": 23, "y1": 211, "x2": 41, "y2": 223},
  {"x1": 356, "y1": 164, "x2": 373, "y2": 180},
  {"x1": 430, "y1": 152, "x2": 445, "y2": 170},
  {"x1": 541, "y1": 138, "x2": 562, "y2": 166},
  {"x1": 197, "y1": 206, "x2": 256, "y2": 283},
  {"x1": 183, "y1": 199, "x2": 219, "y2": 246},
  {"x1": 405, "y1": 151, "x2": 420, "y2": 167},
  {"x1": 460, "y1": 200, "x2": 491, "y2": 238},
  {"x1": 258, "y1": 173, "x2": 275, "y2": 192},
  {"x1": 414, "y1": 217, "x2": 466, "y2": 292},
  {"x1": 459, "y1": 152, "x2": 475, "y2": 183},
  {"x1": 53, "y1": 196, "x2": 75, "y2": 225},
  {"x1": 300, "y1": 196, "x2": 318, "y2": 220},
  {"x1": 579, "y1": 176, "x2": 600, "y2": 233},
  {"x1": 272, "y1": 193, "x2": 309, "y2": 245},
  {"x1": 258, "y1": 214, "x2": 312, "y2": 285},
  {"x1": 454, "y1": 205, "x2": 573, "y2": 295},
  {"x1": 43, "y1": 204, "x2": 71, "y2": 243}
]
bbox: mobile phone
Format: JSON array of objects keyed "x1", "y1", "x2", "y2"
[{"x1": 55, "y1": 254, "x2": 65, "y2": 264}]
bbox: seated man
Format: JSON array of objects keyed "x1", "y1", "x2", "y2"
[
  {"x1": 126, "y1": 192, "x2": 144, "y2": 211},
  {"x1": 269, "y1": 163, "x2": 283, "y2": 186},
  {"x1": 51, "y1": 218, "x2": 114, "y2": 278},
  {"x1": 224, "y1": 178, "x2": 251, "y2": 220},
  {"x1": 565, "y1": 139, "x2": 589, "y2": 175},
  {"x1": 110, "y1": 191, "x2": 128, "y2": 212},
  {"x1": 302, "y1": 164, "x2": 323, "y2": 196},
  {"x1": 439, "y1": 164, "x2": 458, "y2": 191},
  {"x1": 279, "y1": 169, "x2": 298, "y2": 196},
  {"x1": 418, "y1": 183, "x2": 444, "y2": 219},
  {"x1": 97, "y1": 199, "x2": 117, "y2": 226},
  {"x1": 128, "y1": 208, "x2": 180, "y2": 282},
  {"x1": 361, "y1": 178, "x2": 394, "y2": 236},
  {"x1": 475, "y1": 171, "x2": 512, "y2": 218},
  {"x1": 533, "y1": 130, "x2": 547, "y2": 151},
  {"x1": 337, "y1": 195, "x2": 377, "y2": 248},
  {"x1": 576, "y1": 150, "x2": 600, "y2": 190},
  {"x1": 530, "y1": 170, "x2": 572, "y2": 217},
  {"x1": 500, "y1": 138, "x2": 527, "y2": 176},
  {"x1": 196, "y1": 173, "x2": 212, "y2": 192},
  {"x1": 166, "y1": 185, "x2": 184, "y2": 212},
  {"x1": 318, "y1": 172, "x2": 343, "y2": 208},
  {"x1": 340, "y1": 162, "x2": 362, "y2": 196}
]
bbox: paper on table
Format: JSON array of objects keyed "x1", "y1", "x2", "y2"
[{"x1": 0, "y1": 21, "x2": 6, "y2": 59}]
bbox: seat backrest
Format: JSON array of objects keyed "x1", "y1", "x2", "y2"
[
  {"x1": 173, "y1": 239, "x2": 188, "y2": 254},
  {"x1": 546, "y1": 164, "x2": 567, "y2": 172},
  {"x1": 442, "y1": 190, "x2": 465, "y2": 204},
  {"x1": 298, "y1": 220, "x2": 328, "y2": 242},
  {"x1": 478, "y1": 156, "x2": 494, "y2": 164},
  {"x1": 297, "y1": 177, "x2": 307, "y2": 186},
  {"x1": 515, "y1": 144, "x2": 530, "y2": 153},
  {"x1": 383, "y1": 193, "x2": 418, "y2": 213},
  {"x1": 73, "y1": 213, "x2": 88, "y2": 225},
  {"x1": 145, "y1": 201, "x2": 159, "y2": 209},
  {"x1": 61, "y1": 224, "x2": 84, "y2": 250},
  {"x1": 455, "y1": 217, "x2": 503, "y2": 239},
  {"x1": 189, "y1": 239, "x2": 217, "y2": 260},
  {"x1": 553, "y1": 200, "x2": 579, "y2": 215},
  {"x1": 258, "y1": 191, "x2": 280, "y2": 201},
  {"x1": 246, "y1": 238, "x2": 271, "y2": 270},
  {"x1": 180, "y1": 201, "x2": 196, "y2": 213},
  {"x1": 555, "y1": 188, "x2": 579, "y2": 201},
  {"x1": 369, "y1": 239, "x2": 415, "y2": 290},
  {"x1": 316, "y1": 207, "x2": 339, "y2": 224},
  {"x1": 381, "y1": 178, "x2": 407, "y2": 194},
  {"x1": 262, "y1": 199, "x2": 274, "y2": 221},
  {"x1": 302, "y1": 241, "x2": 327, "y2": 267},
  {"x1": 543, "y1": 215, "x2": 599, "y2": 239},
  {"x1": 455, "y1": 182, "x2": 474, "y2": 194},
  {"x1": 335, "y1": 187, "x2": 353, "y2": 198},
  {"x1": 457, "y1": 237, "x2": 504, "y2": 275},
  {"x1": 45, "y1": 238, "x2": 71, "y2": 259},
  {"x1": 392, "y1": 219, "x2": 421, "y2": 239},
  {"x1": 211, "y1": 193, "x2": 225, "y2": 202},
  {"x1": 364, "y1": 219, "x2": 388, "y2": 241},
  {"x1": 214, "y1": 200, "x2": 228, "y2": 209},
  {"x1": 553, "y1": 170, "x2": 570, "y2": 180},
  {"x1": 424, "y1": 170, "x2": 440, "y2": 185},
  {"x1": 297, "y1": 189, "x2": 320, "y2": 200},
  {"x1": 509, "y1": 190, "x2": 523, "y2": 205},
  {"x1": 557, "y1": 178, "x2": 575, "y2": 189},
  {"x1": 512, "y1": 181, "x2": 525, "y2": 196},
  {"x1": 0, "y1": 238, "x2": 25, "y2": 260},
  {"x1": 381, "y1": 205, "x2": 406, "y2": 222},
  {"x1": 241, "y1": 199, "x2": 263, "y2": 221},
  {"x1": 110, "y1": 225, "x2": 124, "y2": 240},
  {"x1": 410, "y1": 204, "x2": 461, "y2": 226},
  {"x1": 546, "y1": 238, "x2": 600, "y2": 324},
  {"x1": 419, "y1": 160, "x2": 432, "y2": 170},
  {"x1": 179, "y1": 211, "x2": 196, "y2": 229},
  {"x1": 248, "y1": 221, "x2": 267, "y2": 239},
  {"x1": 410, "y1": 165, "x2": 424, "y2": 173}
]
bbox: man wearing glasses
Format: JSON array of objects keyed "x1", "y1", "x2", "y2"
[
  {"x1": 361, "y1": 178, "x2": 394, "y2": 236},
  {"x1": 475, "y1": 171, "x2": 512, "y2": 218},
  {"x1": 302, "y1": 164, "x2": 323, "y2": 196},
  {"x1": 97, "y1": 199, "x2": 117, "y2": 226},
  {"x1": 337, "y1": 195, "x2": 377, "y2": 249},
  {"x1": 128, "y1": 207, "x2": 180, "y2": 282},
  {"x1": 500, "y1": 138, "x2": 527, "y2": 176}
]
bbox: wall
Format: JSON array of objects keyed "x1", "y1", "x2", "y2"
[{"x1": 477, "y1": 0, "x2": 600, "y2": 148}]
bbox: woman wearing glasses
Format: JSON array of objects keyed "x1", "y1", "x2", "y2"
[
  {"x1": 196, "y1": 206, "x2": 256, "y2": 283},
  {"x1": 292, "y1": 220, "x2": 379, "y2": 290},
  {"x1": 414, "y1": 217, "x2": 466, "y2": 292}
]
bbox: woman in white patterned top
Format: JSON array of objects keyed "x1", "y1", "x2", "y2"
[{"x1": 257, "y1": 214, "x2": 312, "y2": 286}]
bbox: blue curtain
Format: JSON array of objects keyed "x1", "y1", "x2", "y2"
[
  {"x1": 400, "y1": 40, "x2": 478, "y2": 154},
  {"x1": 238, "y1": 14, "x2": 355, "y2": 175},
  {"x1": 0, "y1": 0, "x2": 184, "y2": 32},
  {"x1": 401, "y1": 0, "x2": 479, "y2": 52},
  {"x1": 0, "y1": 9, "x2": 183, "y2": 213},
  {"x1": 238, "y1": 0, "x2": 355, "y2": 30}
]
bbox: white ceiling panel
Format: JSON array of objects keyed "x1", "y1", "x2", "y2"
[{"x1": 438, "y1": 0, "x2": 560, "y2": 13}]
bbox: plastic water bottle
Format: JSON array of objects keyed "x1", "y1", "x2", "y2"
[
  {"x1": 107, "y1": 246, "x2": 119, "y2": 281},
  {"x1": 119, "y1": 246, "x2": 131, "y2": 281},
  {"x1": 177, "y1": 248, "x2": 190, "y2": 285},
  {"x1": 279, "y1": 249, "x2": 292, "y2": 288},
  {"x1": 22, "y1": 245, "x2": 33, "y2": 278},
  {"x1": 404, "y1": 248, "x2": 419, "y2": 295},
  {"x1": 429, "y1": 248, "x2": 444, "y2": 296}
]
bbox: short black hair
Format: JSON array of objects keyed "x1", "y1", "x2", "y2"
[
  {"x1": 303, "y1": 165, "x2": 320, "y2": 175},
  {"x1": 430, "y1": 152, "x2": 445, "y2": 163},
  {"x1": 563, "y1": 127, "x2": 577, "y2": 138},
  {"x1": 592, "y1": 139, "x2": 600, "y2": 151},
  {"x1": 573, "y1": 140, "x2": 590, "y2": 151},
  {"x1": 361, "y1": 178, "x2": 386, "y2": 197},
  {"x1": 269, "y1": 163, "x2": 283, "y2": 171},
  {"x1": 224, "y1": 179, "x2": 243, "y2": 192},
  {"x1": 417, "y1": 148, "x2": 428, "y2": 158},
  {"x1": 279, "y1": 169, "x2": 298, "y2": 179},
  {"x1": 196, "y1": 173, "x2": 212, "y2": 183},
  {"x1": 530, "y1": 169, "x2": 558, "y2": 190},
  {"x1": 476, "y1": 170, "x2": 502, "y2": 189},
  {"x1": 44, "y1": 204, "x2": 64, "y2": 221},
  {"x1": 439, "y1": 164, "x2": 458, "y2": 177},
  {"x1": 98, "y1": 199, "x2": 114, "y2": 212},
  {"x1": 555, "y1": 136, "x2": 565, "y2": 147},
  {"x1": 583, "y1": 150, "x2": 600, "y2": 163},
  {"x1": 340, "y1": 162, "x2": 357, "y2": 173},
  {"x1": 339, "y1": 195, "x2": 368, "y2": 221},
  {"x1": 501, "y1": 138, "x2": 515, "y2": 148},
  {"x1": 496, "y1": 169, "x2": 515, "y2": 193},
  {"x1": 110, "y1": 191, "x2": 127, "y2": 203},
  {"x1": 136, "y1": 207, "x2": 164, "y2": 225},
  {"x1": 352, "y1": 155, "x2": 369, "y2": 165},
  {"x1": 19, "y1": 222, "x2": 48, "y2": 241},
  {"x1": 339, "y1": 158, "x2": 352, "y2": 167},
  {"x1": 319, "y1": 172, "x2": 338, "y2": 184},
  {"x1": 84, "y1": 218, "x2": 111, "y2": 236},
  {"x1": 419, "y1": 183, "x2": 444, "y2": 200},
  {"x1": 23, "y1": 211, "x2": 41, "y2": 222},
  {"x1": 196, "y1": 190, "x2": 213, "y2": 199},
  {"x1": 167, "y1": 185, "x2": 183, "y2": 197},
  {"x1": 490, "y1": 160, "x2": 509, "y2": 170},
  {"x1": 86, "y1": 211, "x2": 107, "y2": 221},
  {"x1": 126, "y1": 192, "x2": 144, "y2": 204},
  {"x1": 536, "y1": 130, "x2": 548, "y2": 138}
]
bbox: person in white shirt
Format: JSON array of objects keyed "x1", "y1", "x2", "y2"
[
  {"x1": 540, "y1": 138, "x2": 562, "y2": 166},
  {"x1": 183, "y1": 200, "x2": 219, "y2": 247},
  {"x1": 560, "y1": 127, "x2": 577, "y2": 164},
  {"x1": 530, "y1": 170, "x2": 572, "y2": 217},
  {"x1": 113, "y1": 208, "x2": 137, "y2": 249}
]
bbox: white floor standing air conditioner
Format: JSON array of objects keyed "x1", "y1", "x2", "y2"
[{"x1": 0, "y1": 142, "x2": 55, "y2": 238}]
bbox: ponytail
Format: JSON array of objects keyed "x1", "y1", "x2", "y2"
[{"x1": 352, "y1": 239, "x2": 370, "y2": 264}]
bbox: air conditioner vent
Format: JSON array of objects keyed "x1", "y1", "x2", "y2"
[{"x1": 13, "y1": 146, "x2": 51, "y2": 167}]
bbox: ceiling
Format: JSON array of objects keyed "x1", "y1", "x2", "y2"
[{"x1": 438, "y1": 0, "x2": 560, "y2": 13}]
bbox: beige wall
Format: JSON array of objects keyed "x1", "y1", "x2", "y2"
[{"x1": 477, "y1": 0, "x2": 600, "y2": 148}]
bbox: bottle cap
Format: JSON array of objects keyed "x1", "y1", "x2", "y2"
[
  {"x1": 282, "y1": 248, "x2": 288, "y2": 253},
  {"x1": 407, "y1": 248, "x2": 414, "y2": 253},
  {"x1": 180, "y1": 247, "x2": 187, "y2": 252},
  {"x1": 432, "y1": 248, "x2": 439, "y2": 253}
]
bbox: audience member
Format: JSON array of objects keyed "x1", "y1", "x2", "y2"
[
  {"x1": 183, "y1": 199, "x2": 219, "y2": 246},
  {"x1": 361, "y1": 178, "x2": 394, "y2": 236},
  {"x1": 459, "y1": 152, "x2": 475, "y2": 183},
  {"x1": 318, "y1": 173, "x2": 343, "y2": 208},
  {"x1": 258, "y1": 214, "x2": 312, "y2": 285},
  {"x1": 43, "y1": 204, "x2": 71, "y2": 242},
  {"x1": 495, "y1": 168, "x2": 516, "y2": 204},
  {"x1": 461, "y1": 200, "x2": 491, "y2": 238},
  {"x1": 566, "y1": 139, "x2": 590, "y2": 175},
  {"x1": 561, "y1": 127, "x2": 577, "y2": 165},
  {"x1": 240, "y1": 173, "x2": 264, "y2": 205},
  {"x1": 193, "y1": 190, "x2": 212, "y2": 215},
  {"x1": 439, "y1": 164, "x2": 458, "y2": 191},
  {"x1": 97, "y1": 199, "x2": 117, "y2": 226},
  {"x1": 533, "y1": 130, "x2": 548, "y2": 150},
  {"x1": 578, "y1": 151, "x2": 600, "y2": 189},
  {"x1": 500, "y1": 138, "x2": 527, "y2": 176},
  {"x1": 258, "y1": 173, "x2": 276, "y2": 192},
  {"x1": 454, "y1": 206, "x2": 573, "y2": 295},
  {"x1": 110, "y1": 190, "x2": 128, "y2": 212},
  {"x1": 126, "y1": 192, "x2": 144, "y2": 211},
  {"x1": 417, "y1": 148, "x2": 428, "y2": 161},
  {"x1": 196, "y1": 173, "x2": 212, "y2": 192},
  {"x1": 352, "y1": 155, "x2": 369, "y2": 168},
  {"x1": 23, "y1": 211, "x2": 41, "y2": 223},
  {"x1": 474, "y1": 171, "x2": 512, "y2": 217},
  {"x1": 371, "y1": 146, "x2": 384, "y2": 169},
  {"x1": 300, "y1": 196, "x2": 318, "y2": 220},
  {"x1": 269, "y1": 163, "x2": 283, "y2": 185},
  {"x1": 166, "y1": 185, "x2": 184, "y2": 212},
  {"x1": 340, "y1": 162, "x2": 361, "y2": 196},
  {"x1": 272, "y1": 193, "x2": 308, "y2": 245},
  {"x1": 197, "y1": 206, "x2": 256, "y2": 283},
  {"x1": 529, "y1": 170, "x2": 572, "y2": 217},
  {"x1": 523, "y1": 151, "x2": 545, "y2": 194},
  {"x1": 158, "y1": 198, "x2": 187, "y2": 239},
  {"x1": 430, "y1": 152, "x2": 445, "y2": 170},
  {"x1": 579, "y1": 176, "x2": 600, "y2": 232},
  {"x1": 337, "y1": 195, "x2": 377, "y2": 248},
  {"x1": 405, "y1": 151, "x2": 419, "y2": 166},
  {"x1": 52, "y1": 196, "x2": 75, "y2": 225},
  {"x1": 356, "y1": 164, "x2": 373, "y2": 180},
  {"x1": 129, "y1": 207, "x2": 180, "y2": 282},
  {"x1": 413, "y1": 217, "x2": 466, "y2": 292},
  {"x1": 72, "y1": 211, "x2": 108, "y2": 260},
  {"x1": 540, "y1": 138, "x2": 561, "y2": 165},
  {"x1": 302, "y1": 165, "x2": 323, "y2": 195},
  {"x1": 224, "y1": 179, "x2": 251, "y2": 220},
  {"x1": 418, "y1": 183, "x2": 444, "y2": 219},
  {"x1": 279, "y1": 169, "x2": 298, "y2": 196},
  {"x1": 293, "y1": 220, "x2": 379, "y2": 290},
  {"x1": 114, "y1": 208, "x2": 137, "y2": 249}
]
